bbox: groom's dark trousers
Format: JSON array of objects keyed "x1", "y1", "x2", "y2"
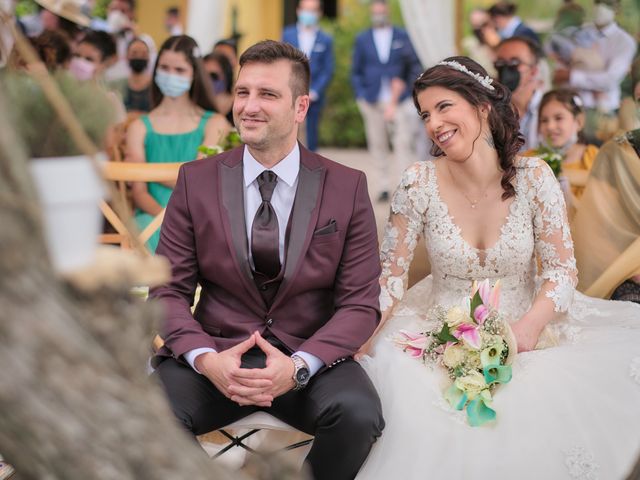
[{"x1": 151, "y1": 145, "x2": 385, "y2": 479}]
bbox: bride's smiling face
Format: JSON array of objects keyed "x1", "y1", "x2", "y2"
[{"x1": 417, "y1": 86, "x2": 486, "y2": 161}]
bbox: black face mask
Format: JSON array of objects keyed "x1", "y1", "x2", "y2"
[
  {"x1": 497, "y1": 65, "x2": 521, "y2": 92},
  {"x1": 128, "y1": 58, "x2": 148, "y2": 73}
]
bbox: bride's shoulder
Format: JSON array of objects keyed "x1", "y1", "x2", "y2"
[
  {"x1": 398, "y1": 160, "x2": 433, "y2": 188},
  {"x1": 513, "y1": 155, "x2": 546, "y2": 170}
]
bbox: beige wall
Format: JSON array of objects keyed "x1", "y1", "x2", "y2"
[
  {"x1": 136, "y1": 0, "x2": 189, "y2": 50},
  {"x1": 223, "y1": 0, "x2": 284, "y2": 55}
]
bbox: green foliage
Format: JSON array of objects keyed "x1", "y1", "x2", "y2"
[
  {"x1": 197, "y1": 130, "x2": 243, "y2": 156},
  {"x1": 15, "y1": 0, "x2": 37, "y2": 17},
  {"x1": 92, "y1": 0, "x2": 111, "y2": 20},
  {"x1": 2, "y1": 72, "x2": 116, "y2": 158}
]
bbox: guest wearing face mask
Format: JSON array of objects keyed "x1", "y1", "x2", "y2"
[
  {"x1": 203, "y1": 51, "x2": 234, "y2": 124},
  {"x1": 282, "y1": 0, "x2": 334, "y2": 152},
  {"x1": 553, "y1": 0, "x2": 636, "y2": 145},
  {"x1": 495, "y1": 35, "x2": 547, "y2": 150},
  {"x1": 71, "y1": 29, "x2": 126, "y2": 122},
  {"x1": 100, "y1": 0, "x2": 157, "y2": 83},
  {"x1": 351, "y1": 0, "x2": 422, "y2": 202},
  {"x1": 126, "y1": 35, "x2": 230, "y2": 253},
  {"x1": 119, "y1": 37, "x2": 152, "y2": 112}
]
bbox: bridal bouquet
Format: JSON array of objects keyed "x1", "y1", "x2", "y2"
[{"x1": 392, "y1": 279, "x2": 516, "y2": 427}]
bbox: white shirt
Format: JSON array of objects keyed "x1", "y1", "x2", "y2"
[
  {"x1": 297, "y1": 25, "x2": 318, "y2": 59},
  {"x1": 372, "y1": 26, "x2": 393, "y2": 103},
  {"x1": 569, "y1": 22, "x2": 637, "y2": 113},
  {"x1": 185, "y1": 144, "x2": 324, "y2": 377},
  {"x1": 521, "y1": 88, "x2": 544, "y2": 150},
  {"x1": 500, "y1": 16, "x2": 522, "y2": 39}
]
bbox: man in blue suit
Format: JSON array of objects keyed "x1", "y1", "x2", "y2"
[
  {"x1": 282, "y1": 0, "x2": 335, "y2": 151},
  {"x1": 488, "y1": 2, "x2": 540, "y2": 45},
  {"x1": 351, "y1": 0, "x2": 422, "y2": 202}
]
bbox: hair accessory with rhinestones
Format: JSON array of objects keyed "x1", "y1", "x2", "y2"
[{"x1": 437, "y1": 60, "x2": 495, "y2": 91}]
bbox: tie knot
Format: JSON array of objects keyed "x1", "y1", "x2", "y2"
[{"x1": 257, "y1": 170, "x2": 278, "y2": 202}]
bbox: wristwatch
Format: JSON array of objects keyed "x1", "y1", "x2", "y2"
[{"x1": 291, "y1": 355, "x2": 310, "y2": 391}]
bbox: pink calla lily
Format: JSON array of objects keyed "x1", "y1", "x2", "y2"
[
  {"x1": 453, "y1": 323, "x2": 482, "y2": 350},
  {"x1": 489, "y1": 279, "x2": 502, "y2": 309},
  {"x1": 478, "y1": 279, "x2": 492, "y2": 305},
  {"x1": 474, "y1": 304, "x2": 490, "y2": 325},
  {"x1": 394, "y1": 330, "x2": 428, "y2": 357}
]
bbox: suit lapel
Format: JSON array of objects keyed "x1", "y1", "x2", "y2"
[
  {"x1": 272, "y1": 146, "x2": 326, "y2": 309},
  {"x1": 218, "y1": 148, "x2": 265, "y2": 309}
]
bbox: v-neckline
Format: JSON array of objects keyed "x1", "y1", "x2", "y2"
[{"x1": 427, "y1": 161, "x2": 518, "y2": 256}]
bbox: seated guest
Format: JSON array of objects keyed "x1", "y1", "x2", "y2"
[
  {"x1": 527, "y1": 88, "x2": 598, "y2": 212},
  {"x1": 495, "y1": 36, "x2": 547, "y2": 150},
  {"x1": 203, "y1": 51, "x2": 234, "y2": 124},
  {"x1": 126, "y1": 35, "x2": 229, "y2": 253},
  {"x1": 121, "y1": 37, "x2": 153, "y2": 113},
  {"x1": 572, "y1": 58, "x2": 640, "y2": 300}
]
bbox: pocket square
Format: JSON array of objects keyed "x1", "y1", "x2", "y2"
[{"x1": 314, "y1": 219, "x2": 337, "y2": 236}]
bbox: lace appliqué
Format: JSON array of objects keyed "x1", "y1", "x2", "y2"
[
  {"x1": 564, "y1": 446, "x2": 600, "y2": 480},
  {"x1": 378, "y1": 158, "x2": 578, "y2": 326},
  {"x1": 630, "y1": 357, "x2": 640, "y2": 385}
]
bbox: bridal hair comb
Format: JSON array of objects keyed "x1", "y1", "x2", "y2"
[{"x1": 437, "y1": 60, "x2": 495, "y2": 91}]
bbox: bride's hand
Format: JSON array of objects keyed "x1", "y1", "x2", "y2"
[
  {"x1": 510, "y1": 319, "x2": 542, "y2": 353},
  {"x1": 354, "y1": 337, "x2": 375, "y2": 361}
]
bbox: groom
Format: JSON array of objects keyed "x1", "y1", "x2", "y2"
[{"x1": 151, "y1": 40, "x2": 384, "y2": 479}]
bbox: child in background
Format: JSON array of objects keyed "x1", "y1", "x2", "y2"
[{"x1": 532, "y1": 88, "x2": 599, "y2": 212}]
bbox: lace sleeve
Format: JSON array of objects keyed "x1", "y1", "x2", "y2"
[
  {"x1": 528, "y1": 159, "x2": 578, "y2": 312},
  {"x1": 379, "y1": 163, "x2": 428, "y2": 317}
]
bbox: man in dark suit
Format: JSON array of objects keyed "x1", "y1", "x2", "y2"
[
  {"x1": 351, "y1": 0, "x2": 422, "y2": 202},
  {"x1": 488, "y1": 1, "x2": 541, "y2": 45},
  {"x1": 151, "y1": 40, "x2": 384, "y2": 480},
  {"x1": 282, "y1": 0, "x2": 334, "y2": 152}
]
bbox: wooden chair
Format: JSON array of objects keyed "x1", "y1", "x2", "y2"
[
  {"x1": 584, "y1": 237, "x2": 640, "y2": 299},
  {"x1": 99, "y1": 161, "x2": 183, "y2": 253}
]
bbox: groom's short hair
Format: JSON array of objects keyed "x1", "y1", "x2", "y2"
[{"x1": 238, "y1": 40, "x2": 310, "y2": 101}]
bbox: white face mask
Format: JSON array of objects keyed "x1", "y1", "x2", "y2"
[
  {"x1": 593, "y1": 4, "x2": 615, "y2": 27},
  {"x1": 107, "y1": 9, "x2": 130, "y2": 33}
]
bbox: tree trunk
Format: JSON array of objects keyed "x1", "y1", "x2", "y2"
[{"x1": 0, "y1": 88, "x2": 295, "y2": 479}]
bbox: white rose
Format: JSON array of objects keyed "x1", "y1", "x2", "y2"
[
  {"x1": 454, "y1": 371, "x2": 488, "y2": 400},
  {"x1": 446, "y1": 306, "x2": 471, "y2": 328},
  {"x1": 442, "y1": 344, "x2": 466, "y2": 369}
]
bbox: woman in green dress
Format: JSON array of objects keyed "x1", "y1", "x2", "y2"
[{"x1": 126, "y1": 35, "x2": 230, "y2": 252}]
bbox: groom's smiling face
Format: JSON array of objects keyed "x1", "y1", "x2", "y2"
[{"x1": 233, "y1": 59, "x2": 307, "y2": 152}]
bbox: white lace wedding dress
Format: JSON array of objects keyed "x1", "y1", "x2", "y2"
[{"x1": 357, "y1": 158, "x2": 640, "y2": 480}]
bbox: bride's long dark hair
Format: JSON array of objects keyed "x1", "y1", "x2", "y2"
[{"x1": 413, "y1": 56, "x2": 523, "y2": 200}]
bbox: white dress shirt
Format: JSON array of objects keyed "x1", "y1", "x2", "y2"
[
  {"x1": 185, "y1": 144, "x2": 324, "y2": 377},
  {"x1": 569, "y1": 22, "x2": 637, "y2": 113},
  {"x1": 372, "y1": 26, "x2": 393, "y2": 103},
  {"x1": 297, "y1": 25, "x2": 318, "y2": 59},
  {"x1": 520, "y1": 88, "x2": 544, "y2": 150}
]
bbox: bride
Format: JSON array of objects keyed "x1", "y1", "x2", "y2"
[{"x1": 355, "y1": 57, "x2": 640, "y2": 479}]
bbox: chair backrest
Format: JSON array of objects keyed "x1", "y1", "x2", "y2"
[
  {"x1": 100, "y1": 161, "x2": 183, "y2": 253},
  {"x1": 584, "y1": 237, "x2": 640, "y2": 299}
]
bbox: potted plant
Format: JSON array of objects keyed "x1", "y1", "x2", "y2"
[{"x1": 2, "y1": 71, "x2": 116, "y2": 273}]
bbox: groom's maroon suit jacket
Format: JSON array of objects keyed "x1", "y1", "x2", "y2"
[{"x1": 150, "y1": 144, "x2": 381, "y2": 367}]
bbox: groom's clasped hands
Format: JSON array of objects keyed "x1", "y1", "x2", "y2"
[{"x1": 194, "y1": 331, "x2": 296, "y2": 407}]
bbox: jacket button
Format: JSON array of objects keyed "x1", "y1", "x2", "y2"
[
  {"x1": 260, "y1": 284, "x2": 268, "y2": 291},
  {"x1": 266, "y1": 318, "x2": 273, "y2": 326}
]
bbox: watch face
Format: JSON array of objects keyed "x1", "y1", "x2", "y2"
[{"x1": 296, "y1": 368, "x2": 310, "y2": 384}]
